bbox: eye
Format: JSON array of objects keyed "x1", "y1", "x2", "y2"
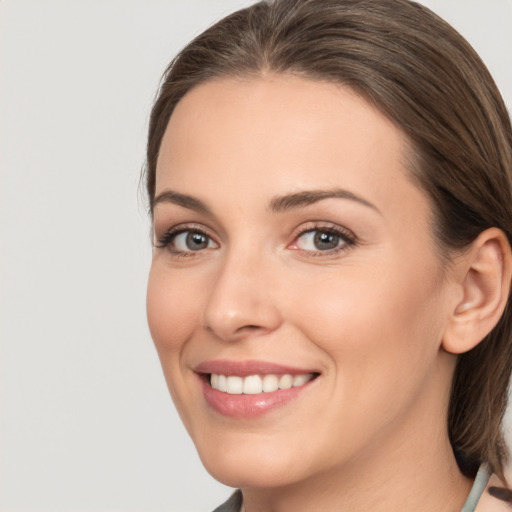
[
  {"x1": 173, "y1": 231, "x2": 215, "y2": 251},
  {"x1": 156, "y1": 227, "x2": 218, "y2": 254},
  {"x1": 297, "y1": 230, "x2": 342, "y2": 251},
  {"x1": 289, "y1": 225, "x2": 356, "y2": 255}
]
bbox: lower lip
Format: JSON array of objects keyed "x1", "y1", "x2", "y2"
[{"x1": 200, "y1": 376, "x2": 315, "y2": 419}]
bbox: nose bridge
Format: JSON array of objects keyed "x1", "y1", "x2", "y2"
[{"x1": 202, "y1": 242, "x2": 281, "y2": 341}]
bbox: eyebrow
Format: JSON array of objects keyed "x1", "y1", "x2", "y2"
[
  {"x1": 269, "y1": 188, "x2": 380, "y2": 213},
  {"x1": 152, "y1": 190, "x2": 212, "y2": 215},
  {"x1": 151, "y1": 187, "x2": 379, "y2": 215}
]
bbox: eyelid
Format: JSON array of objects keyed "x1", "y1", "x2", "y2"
[
  {"x1": 288, "y1": 221, "x2": 358, "y2": 254},
  {"x1": 154, "y1": 220, "x2": 357, "y2": 257},
  {"x1": 154, "y1": 223, "x2": 218, "y2": 250}
]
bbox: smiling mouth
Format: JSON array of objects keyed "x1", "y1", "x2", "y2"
[
  {"x1": 209, "y1": 373, "x2": 318, "y2": 394},
  {"x1": 197, "y1": 363, "x2": 321, "y2": 417}
]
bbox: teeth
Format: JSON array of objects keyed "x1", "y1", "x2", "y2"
[
  {"x1": 243, "y1": 375, "x2": 263, "y2": 394},
  {"x1": 279, "y1": 374, "x2": 293, "y2": 390},
  {"x1": 226, "y1": 376, "x2": 243, "y2": 394},
  {"x1": 210, "y1": 373, "x2": 314, "y2": 394},
  {"x1": 262, "y1": 374, "x2": 279, "y2": 392},
  {"x1": 217, "y1": 374, "x2": 227, "y2": 392},
  {"x1": 293, "y1": 374, "x2": 311, "y2": 387}
]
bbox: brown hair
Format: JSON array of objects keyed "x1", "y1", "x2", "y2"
[{"x1": 143, "y1": 0, "x2": 512, "y2": 476}]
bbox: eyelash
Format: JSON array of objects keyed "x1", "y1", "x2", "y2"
[
  {"x1": 155, "y1": 224, "x2": 216, "y2": 256},
  {"x1": 155, "y1": 222, "x2": 357, "y2": 258},
  {"x1": 290, "y1": 223, "x2": 357, "y2": 257}
]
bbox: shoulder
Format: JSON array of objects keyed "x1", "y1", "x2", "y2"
[
  {"x1": 212, "y1": 490, "x2": 243, "y2": 512},
  {"x1": 475, "y1": 473, "x2": 512, "y2": 512}
]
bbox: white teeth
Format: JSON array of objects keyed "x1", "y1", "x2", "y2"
[
  {"x1": 262, "y1": 374, "x2": 279, "y2": 392},
  {"x1": 278, "y1": 374, "x2": 293, "y2": 390},
  {"x1": 210, "y1": 373, "x2": 314, "y2": 394},
  {"x1": 293, "y1": 374, "x2": 310, "y2": 387},
  {"x1": 226, "y1": 376, "x2": 243, "y2": 394},
  {"x1": 217, "y1": 374, "x2": 227, "y2": 392},
  {"x1": 243, "y1": 375, "x2": 263, "y2": 394}
]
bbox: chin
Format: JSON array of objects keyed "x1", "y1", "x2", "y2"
[
  {"x1": 204, "y1": 460, "x2": 299, "y2": 490},
  {"x1": 196, "y1": 438, "x2": 312, "y2": 489}
]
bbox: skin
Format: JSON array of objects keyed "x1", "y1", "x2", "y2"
[{"x1": 147, "y1": 75, "x2": 475, "y2": 511}]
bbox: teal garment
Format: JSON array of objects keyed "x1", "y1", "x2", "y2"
[
  {"x1": 213, "y1": 464, "x2": 491, "y2": 512},
  {"x1": 460, "y1": 463, "x2": 491, "y2": 512}
]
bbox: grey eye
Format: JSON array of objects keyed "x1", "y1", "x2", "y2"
[
  {"x1": 296, "y1": 230, "x2": 345, "y2": 251},
  {"x1": 313, "y1": 231, "x2": 340, "y2": 250},
  {"x1": 174, "y1": 231, "x2": 214, "y2": 251}
]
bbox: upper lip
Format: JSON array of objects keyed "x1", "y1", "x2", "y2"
[{"x1": 194, "y1": 359, "x2": 319, "y2": 377}]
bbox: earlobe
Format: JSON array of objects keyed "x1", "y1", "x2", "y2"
[{"x1": 442, "y1": 228, "x2": 512, "y2": 355}]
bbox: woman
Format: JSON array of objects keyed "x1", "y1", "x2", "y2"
[{"x1": 143, "y1": 0, "x2": 512, "y2": 510}]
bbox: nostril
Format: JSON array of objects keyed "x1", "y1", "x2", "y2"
[
  {"x1": 234, "y1": 324, "x2": 271, "y2": 336},
  {"x1": 202, "y1": 289, "x2": 282, "y2": 341}
]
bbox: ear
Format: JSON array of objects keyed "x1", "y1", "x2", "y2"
[{"x1": 442, "y1": 228, "x2": 512, "y2": 355}]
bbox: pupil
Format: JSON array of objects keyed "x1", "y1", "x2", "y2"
[
  {"x1": 186, "y1": 232, "x2": 208, "y2": 250},
  {"x1": 314, "y1": 231, "x2": 339, "y2": 250}
]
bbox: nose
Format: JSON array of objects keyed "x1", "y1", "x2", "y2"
[{"x1": 202, "y1": 251, "x2": 282, "y2": 342}]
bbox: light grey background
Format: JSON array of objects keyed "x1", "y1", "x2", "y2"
[{"x1": 1, "y1": 1, "x2": 511, "y2": 511}]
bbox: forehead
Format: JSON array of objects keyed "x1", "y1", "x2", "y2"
[{"x1": 155, "y1": 74, "x2": 425, "y2": 222}]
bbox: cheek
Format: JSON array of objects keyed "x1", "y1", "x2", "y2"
[
  {"x1": 284, "y1": 261, "x2": 449, "y2": 453},
  {"x1": 146, "y1": 263, "x2": 200, "y2": 356},
  {"x1": 146, "y1": 262, "x2": 206, "y2": 427},
  {"x1": 290, "y1": 258, "x2": 446, "y2": 379}
]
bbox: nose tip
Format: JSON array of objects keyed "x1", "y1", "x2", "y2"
[
  {"x1": 202, "y1": 265, "x2": 282, "y2": 342},
  {"x1": 205, "y1": 311, "x2": 276, "y2": 342}
]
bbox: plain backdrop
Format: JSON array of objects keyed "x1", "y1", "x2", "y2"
[{"x1": 1, "y1": 1, "x2": 511, "y2": 511}]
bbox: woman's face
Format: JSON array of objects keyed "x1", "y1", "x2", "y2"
[{"x1": 147, "y1": 76, "x2": 458, "y2": 489}]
